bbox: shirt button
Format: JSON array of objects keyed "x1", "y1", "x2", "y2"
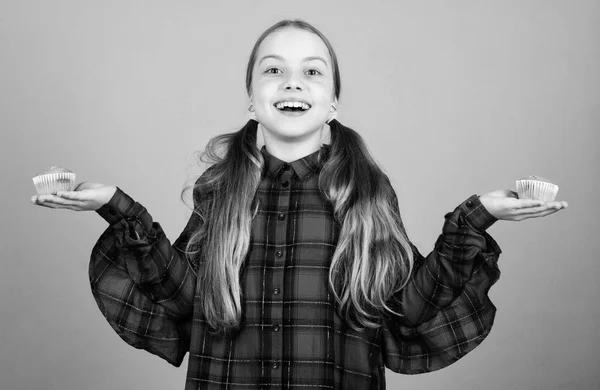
[
  {"x1": 466, "y1": 200, "x2": 474, "y2": 208},
  {"x1": 272, "y1": 361, "x2": 279, "y2": 369},
  {"x1": 273, "y1": 287, "x2": 280, "y2": 295},
  {"x1": 282, "y1": 164, "x2": 290, "y2": 171},
  {"x1": 273, "y1": 323, "x2": 280, "y2": 332},
  {"x1": 281, "y1": 181, "x2": 289, "y2": 188},
  {"x1": 276, "y1": 250, "x2": 283, "y2": 258},
  {"x1": 277, "y1": 213, "x2": 285, "y2": 221}
]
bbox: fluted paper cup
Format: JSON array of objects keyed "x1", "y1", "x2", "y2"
[
  {"x1": 516, "y1": 175, "x2": 559, "y2": 202},
  {"x1": 32, "y1": 172, "x2": 76, "y2": 195}
]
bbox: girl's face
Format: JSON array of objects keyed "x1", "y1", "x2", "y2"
[{"x1": 250, "y1": 27, "x2": 336, "y2": 142}]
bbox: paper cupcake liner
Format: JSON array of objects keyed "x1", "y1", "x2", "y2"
[
  {"x1": 516, "y1": 179, "x2": 559, "y2": 202},
  {"x1": 32, "y1": 172, "x2": 76, "y2": 195}
]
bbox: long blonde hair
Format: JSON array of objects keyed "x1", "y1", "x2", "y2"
[{"x1": 180, "y1": 20, "x2": 414, "y2": 335}]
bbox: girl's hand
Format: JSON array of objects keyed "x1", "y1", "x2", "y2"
[
  {"x1": 478, "y1": 189, "x2": 568, "y2": 221},
  {"x1": 30, "y1": 182, "x2": 117, "y2": 211}
]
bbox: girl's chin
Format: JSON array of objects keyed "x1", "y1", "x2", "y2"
[
  {"x1": 256, "y1": 111, "x2": 328, "y2": 128},
  {"x1": 260, "y1": 117, "x2": 325, "y2": 134},
  {"x1": 268, "y1": 110, "x2": 329, "y2": 124}
]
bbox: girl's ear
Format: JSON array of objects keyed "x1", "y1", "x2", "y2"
[
  {"x1": 327, "y1": 101, "x2": 338, "y2": 124},
  {"x1": 248, "y1": 103, "x2": 257, "y2": 121}
]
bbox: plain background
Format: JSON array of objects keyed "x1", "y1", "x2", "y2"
[{"x1": 1, "y1": 1, "x2": 598, "y2": 389}]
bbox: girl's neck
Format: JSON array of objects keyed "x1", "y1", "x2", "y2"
[{"x1": 259, "y1": 124, "x2": 327, "y2": 163}]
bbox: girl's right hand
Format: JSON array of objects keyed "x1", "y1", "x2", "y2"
[{"x1": 30, "y1": 182, "x2": 117, "y2": 211}]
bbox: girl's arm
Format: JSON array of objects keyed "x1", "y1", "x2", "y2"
[
  {"x1": 382, "y1": 193, "x2": 501, "y2": 373},
  {"x1": 390, "y1": 193, "x2": 500, "y2": 327},
  {"x1": 88, "y1": 180, "x2": 203, "y2": 366}
]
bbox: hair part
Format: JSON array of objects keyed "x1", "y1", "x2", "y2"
[{"x1": 180, "y1": 19, "x2": 414, "y2": 336}]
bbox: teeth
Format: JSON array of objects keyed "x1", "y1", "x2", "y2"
[{"x1": 275, "y1": 101, "x2": 310, "y2": 110}]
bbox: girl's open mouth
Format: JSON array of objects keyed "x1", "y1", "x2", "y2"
[{"x1": 273, "y1": 101, "x2": 311, "y2": 116}]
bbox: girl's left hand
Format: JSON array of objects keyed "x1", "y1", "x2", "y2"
[{"x1": 478, "y1": 189, "x2": 568, "y2": 221}]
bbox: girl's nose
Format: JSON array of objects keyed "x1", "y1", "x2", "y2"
[
  {"x1": 285, "y1": 83, "x2": 302, "y2": 91},
  {"x1": 283, "y1": 73, "x2": 303, "y2": 91}
]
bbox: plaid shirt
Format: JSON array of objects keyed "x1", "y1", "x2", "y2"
[{"x1": 90, "y1": 143, "x2": 501, "y2": 390}]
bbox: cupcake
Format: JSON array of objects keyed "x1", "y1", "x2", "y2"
[
  {"x1": 516, "y1": 175, "x2": 559, "y2": 202},
  {"x1": 32, "y1": 166, "x2": 76, "y2": 195}
]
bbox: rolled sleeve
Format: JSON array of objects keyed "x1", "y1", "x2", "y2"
[
  {"x1": 460, "y1": 194, "x2": 498, "y2": 232},
  {"x1": 96, "y1": 187, "x2": 137, "y2": 224}
]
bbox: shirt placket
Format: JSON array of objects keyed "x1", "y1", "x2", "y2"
[{"x1": 269, "y1": 162, "x2": 292, "y2": 385}]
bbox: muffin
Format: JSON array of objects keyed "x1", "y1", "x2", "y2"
[
  {"x1": 516, "y1": 175, "x2": 559, "y2": 202},
  {"x1": 32, "y1": 166, "x2": 76, "y2": 195}
]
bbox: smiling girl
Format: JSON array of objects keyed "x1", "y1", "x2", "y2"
[{"x1": 31, "y1": 19, "x2": 567, "y2": 390}]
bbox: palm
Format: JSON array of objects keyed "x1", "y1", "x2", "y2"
[
  {"x1": 479, "y1": 189, "x2": 568, "y2": 221},
  {"x1": 31, "y1": 182, "x2": 117, "y2": 211}
]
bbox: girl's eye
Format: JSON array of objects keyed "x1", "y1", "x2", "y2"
[
  {"x1": 265, "y1": 68, "x2": 282, "y2": 74},
  {"x1": 306, "y1": 69, "x2": 322, "y2": 76}
]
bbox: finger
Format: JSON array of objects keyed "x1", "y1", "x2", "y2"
[
  {"x1": 516, "y1": 208, "x2": 561, "y2": 220},
  {"x1": 55, "y1": 190, "x2": 87, "y2": 200},
  {"x1": 61, "y1": 204, "x2": 83, "y2": 211},
  {"x1": 511, "y1": 199, "x2": 546, "y2": 209},
  {"x1": 505, "y1": 205, "x2": 551, "y2": 219},
  {"x1": 38, "y1": 194, "x2": 87, "y2": 208},
  {"x1": 35, "y1": 202, "x2": 81, "y2": 211},
  {"x1": 546, "y1": 201, "x2": 569, "y2": 209},
  {"x1": 37, "y1": 194, "x2": 60, "y2": 203},
  {"x1": 514, "y1": 204, "x2": 563, "y2": 217},
  {"x1": 34, "y1": 198, "x2": 84, "y2": 211},
  {"x1": 34, "y1": 200, "x2": 59, "y2": 209}
]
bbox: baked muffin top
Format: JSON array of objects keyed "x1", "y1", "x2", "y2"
[
  {"x1": 518, "y1": 175, "x2": 552, "y2": 182},
  {"x1": 36, "y1": 166, "x2": 74, "y2": 176}
]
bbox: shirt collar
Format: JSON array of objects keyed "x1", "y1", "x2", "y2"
[{"x1": 260, "y1": 144, "x2": 331, "y2": 181}]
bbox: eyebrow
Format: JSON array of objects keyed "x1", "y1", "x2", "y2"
[{"x1": 258, "y1": 54, "x2": 328, "y2": 67}]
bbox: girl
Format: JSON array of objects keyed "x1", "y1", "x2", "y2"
[{"x1": 31, "y1": 19, "x2": 567, "y2": 390}]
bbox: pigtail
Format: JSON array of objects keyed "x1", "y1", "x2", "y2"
[
  {"x1": 321, "y1": 119, "x2": 414, "y2": 330},
  {"x1": 181, "y1": 119, "x2": 264, "y2": 336}
]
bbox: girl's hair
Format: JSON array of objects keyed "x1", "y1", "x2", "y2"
[{"x1": 181, "y1": 19, "x2": 414, "y2": 336}]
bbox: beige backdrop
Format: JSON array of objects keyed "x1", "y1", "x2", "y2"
[{"x1": 1, "y1": 1, "x2": 598, "y2": 389}]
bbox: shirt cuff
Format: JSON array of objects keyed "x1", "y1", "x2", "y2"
[
  {"x1": 95, "y1": 187, "x2": 137, "y2": 225},
  {"x1": 458, "y1": 194, "x2": 498, "y2": 232}
]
